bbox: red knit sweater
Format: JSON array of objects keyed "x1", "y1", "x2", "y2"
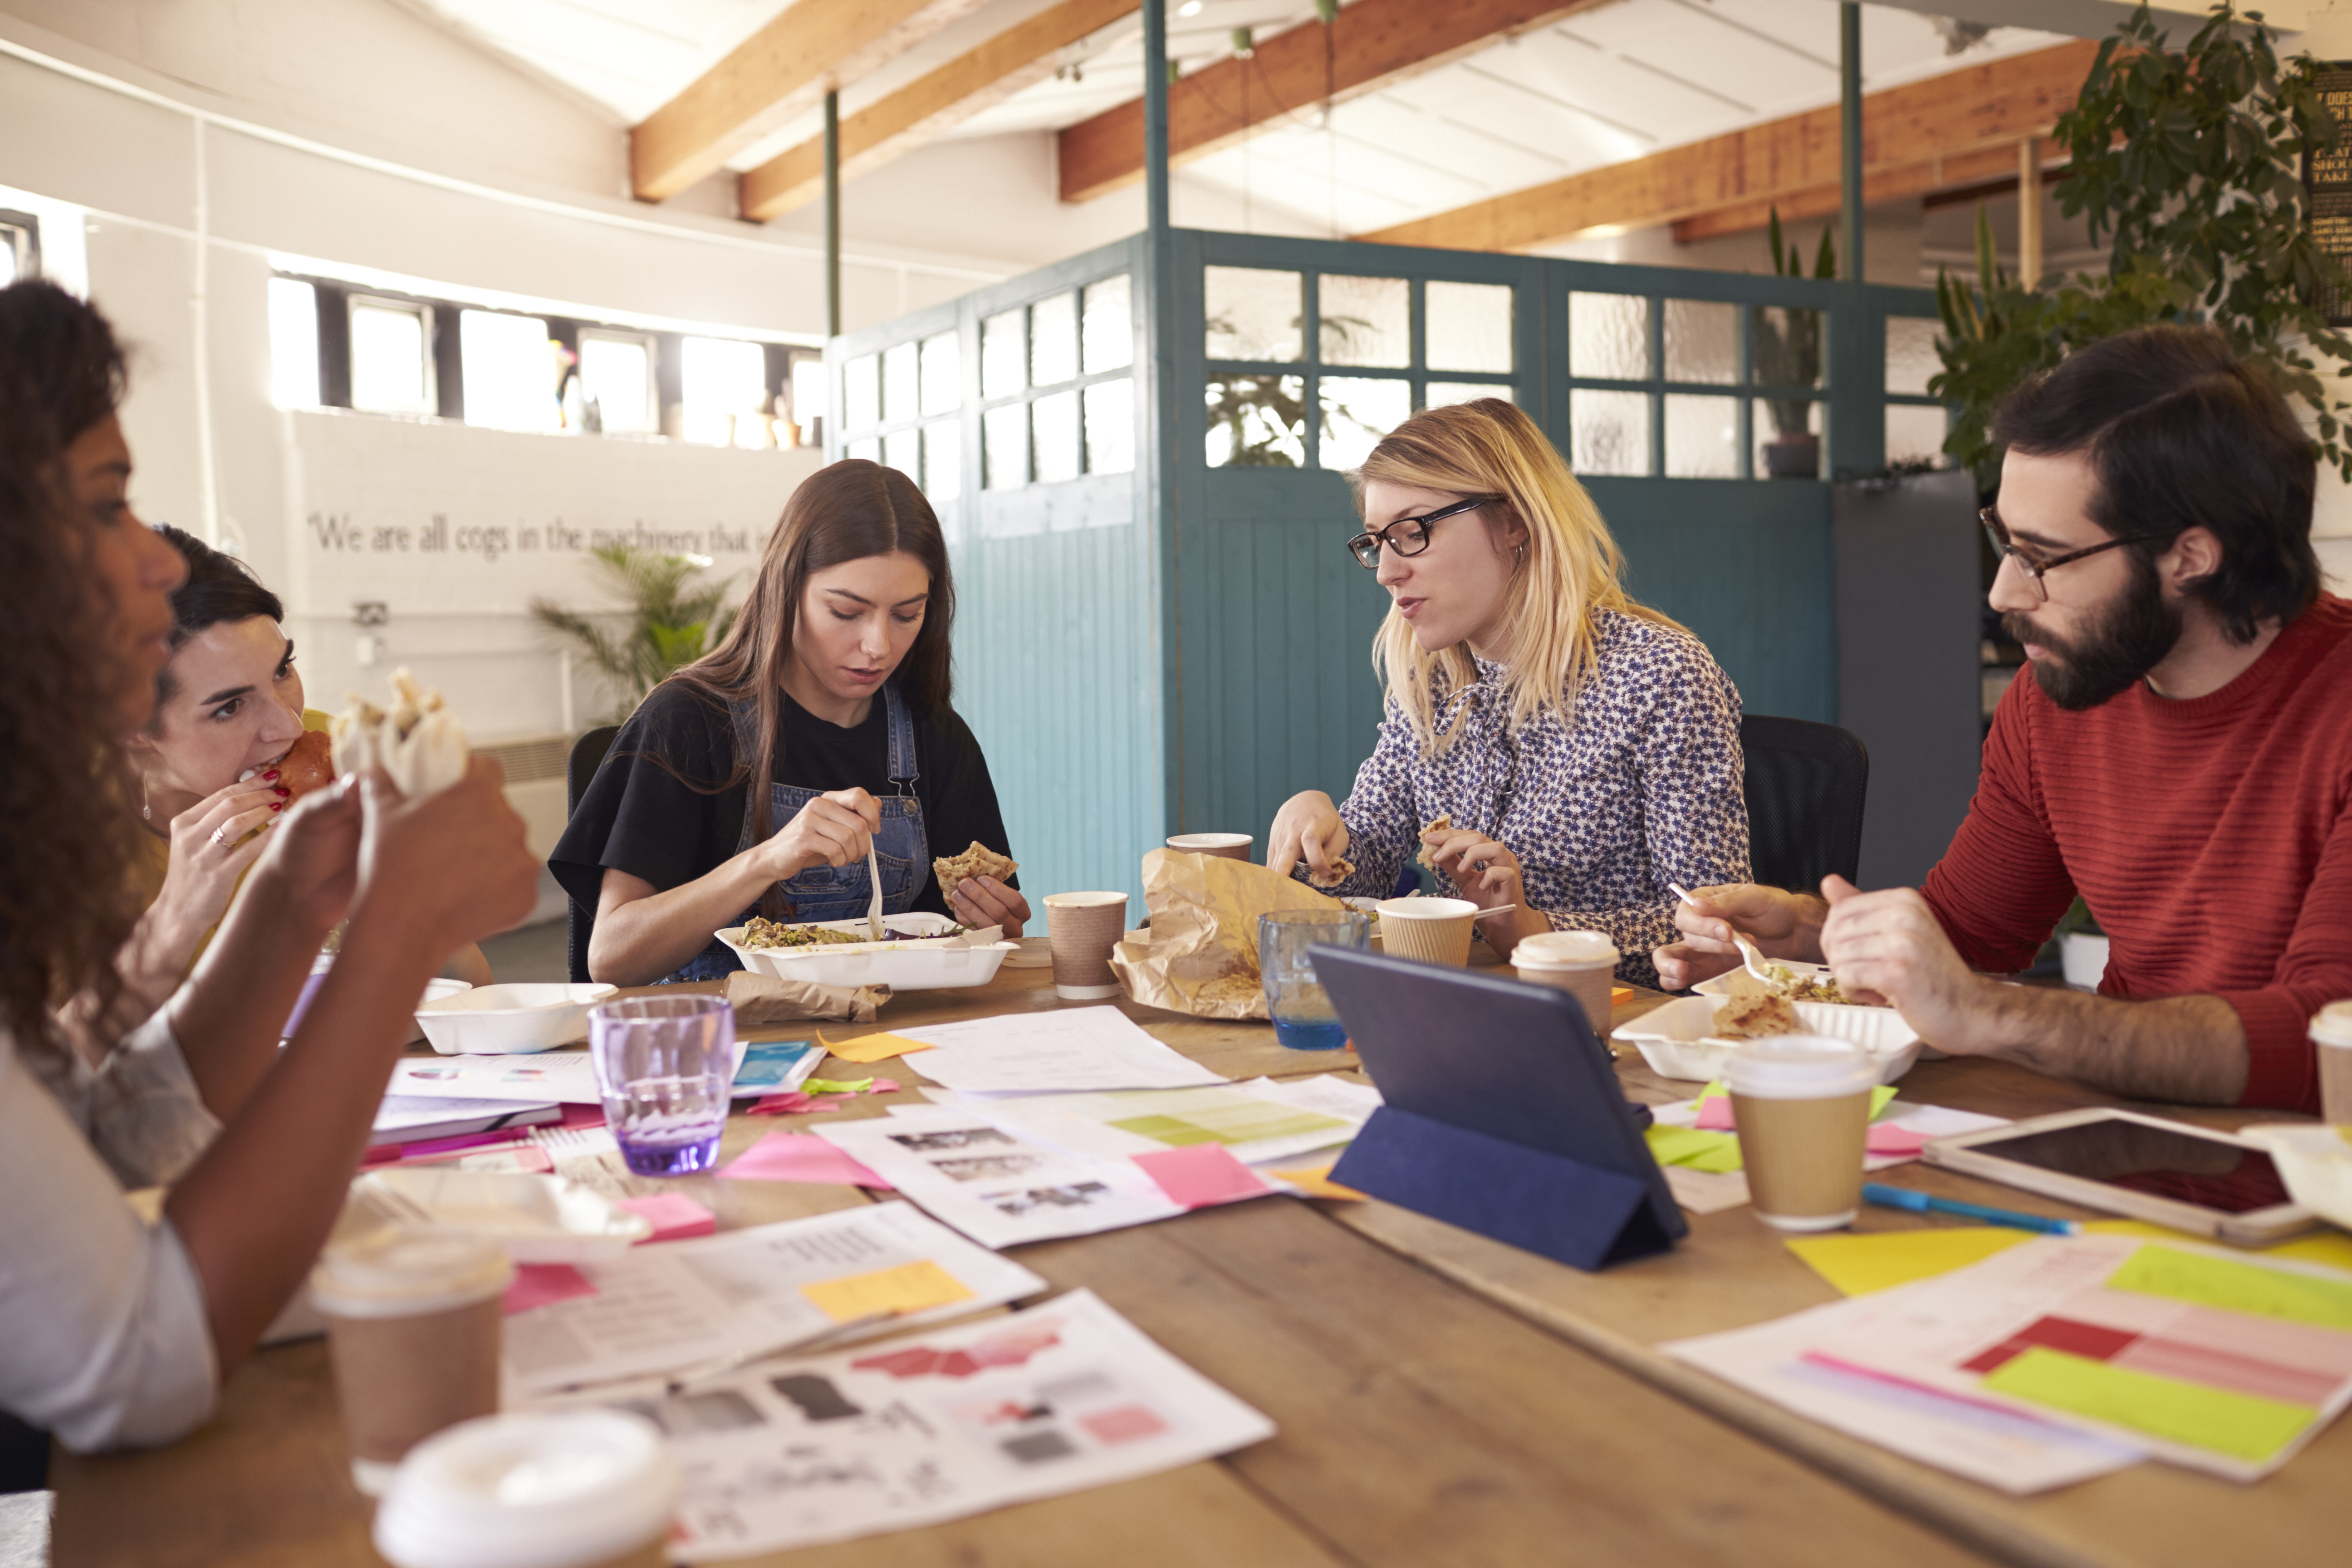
[{"x1": 1921, "y1": 593, "x2": 2352, "y2": 1112}]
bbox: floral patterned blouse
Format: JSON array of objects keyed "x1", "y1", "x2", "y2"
[{"x1": 1307, "y1": 608, "x2": 1751, "y2": 986}]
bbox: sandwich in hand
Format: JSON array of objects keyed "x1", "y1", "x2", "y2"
[
  {"x1": 243, "y1": 728, "x2": 337, "y2": 801},
  {"x1": 933, "y1": 840, "x2": 1018, "y2": 905},
  {"x1": 331, "y1": 667, "x2": 470, "y2": 799}
]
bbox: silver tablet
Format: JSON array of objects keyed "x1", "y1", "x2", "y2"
[{"x1": 1923, "y1": 1107, "x2": 2316, "y2": 1246}]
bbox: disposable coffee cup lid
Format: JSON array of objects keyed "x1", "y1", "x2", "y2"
[
  {"x1": 311, "y1": 1226, "x2": 514, "y2": 1319},
  {"x1": 1044, "y1": 891, "x2": 1127, "y2": 908},
  {"x1": 374, "y1": 1411, "x2": 679, "y2": 1568},
  {"x1": 1725, "y1": 1035, "x2": 1878, "y2": 1100},
  {"x1": 1514, "y1": 930, "x2": 1617, "y2": 966},
  {"x1": 1375, "y1": 897, "x2": 1477, "y2": 920},
  {"x1": 2311, "y1": 1001, "x2": 2352, "y2": 1048}
]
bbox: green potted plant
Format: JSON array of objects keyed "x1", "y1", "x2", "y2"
[
  {"x1": 530, "y1": 545, "x2": 740, "y2": 725},
  {"x1": 1753, "y1": 208, "x2": 1834, "y2": 478}
]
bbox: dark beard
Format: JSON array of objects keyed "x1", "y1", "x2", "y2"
[{"x1": 2004, "y1": 553, "x2": 2184, "y2": 711}]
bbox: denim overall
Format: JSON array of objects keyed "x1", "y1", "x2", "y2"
[{"x1": 668, "y1": 684, "x2": 929, "y2": 983}]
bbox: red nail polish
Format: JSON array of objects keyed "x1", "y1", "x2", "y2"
[
  {"x1": 271, "y1": 802, "x2": 285, "y2": 813},
  {"x1": 262, "y1": 769, "x2": 280, "y2": 781}
]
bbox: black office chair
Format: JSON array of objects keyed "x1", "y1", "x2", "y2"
[
  {"x1": 564, "y1": 725, "x2": 620, "y2": 985},
  {"x1": 1740, "y1": 714, "x2": 1869, "y2": 893}
]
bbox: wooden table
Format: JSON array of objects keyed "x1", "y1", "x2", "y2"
[{"x1": 47, "y1": 968, "x2": 2348, "y2": 1566}]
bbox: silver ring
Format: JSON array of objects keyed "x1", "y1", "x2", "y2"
[{"x1": 210, "y1": 826, "x2": 230, "y2": 847}]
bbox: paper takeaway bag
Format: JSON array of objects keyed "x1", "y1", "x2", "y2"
[
  {"x1": 723, "y1": 970, "x2": 887, "y2": 1024},
  {"x1": 1111, "y1": 848, "x2": 1347, "y2": 1019}
]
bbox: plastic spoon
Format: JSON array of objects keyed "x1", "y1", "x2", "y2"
[{"x1": 866, "y1": 840, "x2": 884, "y2": 941}]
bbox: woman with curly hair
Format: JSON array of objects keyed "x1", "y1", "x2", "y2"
[{"x1": 0, "y1": 280, "x2": 540, "y2": 1464}]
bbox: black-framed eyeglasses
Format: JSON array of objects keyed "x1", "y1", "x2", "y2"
[
  {"x1": 1345, "y1": 495, "x2": 1502, "y2": 570},
  {"x1": 1980, "y1": 507, "x2": 2160, "y2": 603}
]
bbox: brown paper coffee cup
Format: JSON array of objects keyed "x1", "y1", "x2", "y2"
[
  {"x1": 311, "y1": 1227, "x2": 512, "y2": 1495},
  {"x1": 1166, "y1": 833, "x2": 1252, "y2": 861},
  {"x1": 1725, "y1": 1037, "x2": 1878, "y2": 1232},
  {"x1": 1513, "y1": 931, "x2": 1619, "y2": 1031},
  {"x1": 2313, "y1": 1003, "x2": 2352, "y2": 1125},
  {"x1": 1045, "y1": 892, "x2": 1129, "y2": 999},
  {"x1": 1374, "y1": 897, "x2": 1477, "y2": 967}
]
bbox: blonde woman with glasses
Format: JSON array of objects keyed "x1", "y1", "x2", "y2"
[{"x1": 1265, "y1": 399, "x2": 1749, "y2": 985}]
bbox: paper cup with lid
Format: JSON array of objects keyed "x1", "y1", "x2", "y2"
[
  {"x1": 2313, "y1": 1001, "x2": 2352, "y2": 1125},
  {"x1": 374, "y1": 1410, "x2": 680, "y2": 1568},
  {"x1": 1511, "y1": 929, "x2": 1619, "y2": 1029},
  {"x1": 1724, "y1": 1036, "x2": 1878, "y2": 1232}
]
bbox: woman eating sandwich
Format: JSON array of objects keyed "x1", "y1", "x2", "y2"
[{"x1": 552, "y1": 458, "x2": 1027, "y2": 985}]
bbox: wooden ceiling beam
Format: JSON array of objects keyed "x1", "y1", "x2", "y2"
[
  {"x1": 1669, "y1": 137, "x2": 2067, "y2": 244},
  {"x1": 743, "y1": 0, "x2": 1139, "y2": 222},
  {"x1": 1056, "y1": 0, "x2": 1606, "y2": 205},
  {"x1": 631, "y1": 0, "x2": 990, "y2": 203},
  {"x1": 1350, "y1": 39, "x2": 2098, "y2": 252}
]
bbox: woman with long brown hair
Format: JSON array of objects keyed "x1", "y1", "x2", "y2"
[{"x1": 554, "y1": 459, "x2": 1026, "y2": 986}]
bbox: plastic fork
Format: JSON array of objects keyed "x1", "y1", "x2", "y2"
[
  {"x1": 1667, "y1": 882, "x2": 1780, "y2": 986},
  {"x1": 866, "y1": 839, "x2": 885, "y2": 941}
]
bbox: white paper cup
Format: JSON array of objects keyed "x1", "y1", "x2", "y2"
[
  {"x1": 1166, "y1": 833, "x2": 1253, "y2": 860},
  {"x1": 1725, "y1": 1036, "x2": 1878, "y2": 1233},
  {"x1": 1511, "y1": 930, "x2": 1619, "y2": 1029},
  {"x1": 1375, "y1": 897, "x2": 1479, "y2": 967},
  {"x1": 2313, "y1": 1001, "x2": 2352, "y2": 1125},
  {"x1": 1045, "y1": 892, "x2": 1128, "y2": 1000},
  {"x1": 374, "y1": 1410, "x2": 680, "y2": 1568}
]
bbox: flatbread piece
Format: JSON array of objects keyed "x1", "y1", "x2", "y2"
[{"x1": 933, "y1": 840, "x2": 1018, "y2": 903}]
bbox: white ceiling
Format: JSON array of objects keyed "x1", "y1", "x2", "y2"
[{"x1": 409, "y1": 0, "x2": 2073, "y2": 236}]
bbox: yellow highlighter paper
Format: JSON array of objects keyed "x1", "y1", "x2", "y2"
[
  {"x1": 799, "y1": 1259, "x2": 974, "y2": 1324},
  {"x1": 1789, "y1": 1219, "x2": 2352, "y2": 1298},
  {"x1": 820, "y1": 1030, "x2": 936, "y2": 1065},
  {"x1": 1983, "y1": 1346, "x2": 2317, "y2": 1466}
]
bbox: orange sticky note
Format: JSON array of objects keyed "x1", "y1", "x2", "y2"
[
  {"x1": 799, "y1": 1259, "x2": 974, "y2": 1323},
  {"x1": 1611, "y1": 986, "x2": 1634, "y2": 1002},
  {"x1": 1269, "y1": 1163, "x2": 1369, "y2": 1202},
  {"x1": 820, "y1": 1030, "x2": 936, "y2": 1064}
]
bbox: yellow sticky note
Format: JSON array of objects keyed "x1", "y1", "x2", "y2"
[
  {"x1": 1270, "y1": 1164, "x2": 1368, "y2": 1202},
  {"x1": 798, "y1": 1259, "x2": 974, "y2": 1324},
  {"x1": 2107, "y1": 1244, "x2": 2352, "y2": 1330},
  {"x1": 1983, "y1": 1346, "x2": 2315, "y2": 1465},
  {"x1": 820, "y1": 1031, "x2": 935, "y2": 1064},
  {"x1": 1646, "y1": 1124, "x2": 1744, "y2": 1173},
  {"x1": 2082, "y1": 1219, "x2": 2352, "y2": 1277},
  {"x1": 1786, "y1": 1228, "x2": 2036, "y2": 1295}
]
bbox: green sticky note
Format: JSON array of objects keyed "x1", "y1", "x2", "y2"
[
  {"x1": 1692, "y1": 1082, "x2": 1893, "y2": 1120},
  {"x1": 1983, "y1": 1347, "x2": 2315, "y2": 1465},
  {"x1": 1645, "y1": 1124, "x2": 1744, "y2": 1173},
  {"x1": 804, "y1": 1077, "x2": 873, "y2": 1095},
  {"x1": 2107, "y1": 1245, "x2": 2352, "y2": 1331},
  {"x1": 1108, "y1": 1107, "x2": 1350, "y2": 1148}
]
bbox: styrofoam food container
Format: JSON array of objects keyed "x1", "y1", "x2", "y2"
[
  {"x1": 352, "y1": 1168, "x2": 654, "y2": 1262},
  {"x1": 715, "y1": 911, "x2": 1014, "y2": 992},
  {"x1": 414, "y1": 983, "x2": 616, "y2": 1055},
  {"x1": 2239, "y1": 1124, "x2": 2352, "y2": 1231},
  {"x1": 1612, "y1": 994, "x2": 1923, "y2": 1084}
]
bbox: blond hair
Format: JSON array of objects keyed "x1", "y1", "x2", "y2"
[{"x1": 1356, "y1": 398, "x2": 1679, "y2": 753}]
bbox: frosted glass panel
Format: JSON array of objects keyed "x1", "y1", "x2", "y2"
[
  {"x1": 983, "y1": 402, "x2": 1028, "y2": 489},
  {"x1": 920, "y1": 332, "x2": 959, "y2": 415},
  {"x1": 1886, "y1": 315, "x2": 1941, "y2": 397},
  {"x1": 1664, "y1": 393, "x2": 1740, "y2": 478},
  {"x1": 1427, "y1": 281, "x2": 1513, "y2": 372},
  {"x1": 1757, "y1": 400, "x2": 1821, "y2": 478},
  {"x1": 578, "y1": 333, "x2": 652, "y2": 432},
  {"x1": 1663, "y1": 300, "x2": 1738, "y2": 386},
  {"x1": 1084, "y1": 377, "x2": 1134, "y2": 475},
  {"x1": 1205, "y1": 266, "x2": 1303, "y2": 362},
  {"x1": 884, "y1": 425, "x2": 920, "y2": 480},
  {"x1": 849, "y1": 437, "x2": 881, "y2": 464},
  {"x1": 1319, "y1": 377, "x2": 1411, "y2": 470},
  {"x1": 1030, "y1": 291, "x2": 1078, "y2": 387},
  {"x1": 1573, "y1": 390, "x2": 1650, "y2": 476},
  {"x1": 883, "y1": 341, "x2": 919, "y2": 423},
  {"x1": 923, "y1": 420, "x2": 961, "y2": 501},
  {"x1": 1033, "y1": 388, "x2": 1082, "y2": 484},
  {"x1": 1426, "y1": 382, "x2": 1513, "y2": 409},
  {"x1": 461, "y1": 310, "x2": 558, "y2": 433},
  {"x1": 1569, "y1": 293, "x2": 1648, "y2": 380},
  {"x1": 1319, "y1": 275, "x2": 1408, "y2": 367},
  {"x1": 1082, "y1": 274, "x2": 1132, "y2": 373},
  {"x1": 981, "y1": 309, "x2": 1025, "y2": 399},
  {"x1": 1752, "y1": 306, "x2": 1824, "y2": 388},
  {"x1": 1205, "y1": 375, "x2": 1305, "y2": 467},
  {"x1": 1887, "y1": 404, "x2": 1950, "y2": 467},
  {"x1": 843, "y1": 354, "x2": 880, "y2": 431}
]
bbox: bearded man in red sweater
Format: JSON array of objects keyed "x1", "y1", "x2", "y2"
[{"x1": 1658, "y1": 325, "x2": 2351, "y2": 1112}]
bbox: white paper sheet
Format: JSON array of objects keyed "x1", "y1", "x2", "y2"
[
  {"x1": 921, "y1": 1076, "x2": 1378, "y2": 1169},
  {"x1": 891, "y1": 1007, "x2": 1225, "y2": 1093},
  {"x1": 499, "y1": 1201, "x2": 1044, "y2": 1398},
  {"x1": 813, "y1": 1105, "x2": 1185, "y2": 1249},
  {"x1": 527, "y1": 1289, "x2": 1275, "y2": 1563},
  {"x1": 388, "y1": 1039, "x2": 823, "y2": 1104}
]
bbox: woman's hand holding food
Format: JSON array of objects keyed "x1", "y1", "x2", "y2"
[
  {"x1": 1652, "y1": 882, "x2": 1826, "y2": 992},
  {"x1": 1420, "y1": 826, "x2": 1553, "y2": 952},
  {"x1": 760, "y1": 789, "x2": 881, "y2": 881},
  {"x1": 346, "y1": 758, "x2": 540, "y2": 961},
  {"x1": 151, "y1": 778, "x2": 289, "y2": 943},
  {"x1": 246, "y1": 778, "x2": 364, "y2": 939},
  {"x1": 950, "y1": 874, "x2": 1030, "y2": 939},
  {"x1": 1268, "y1": 791, "x2": 1349, "y2": 883}
]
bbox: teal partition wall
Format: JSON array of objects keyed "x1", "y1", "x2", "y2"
[{"x1": 829, "y1": 227, "x2": 1946, "y2": 905}]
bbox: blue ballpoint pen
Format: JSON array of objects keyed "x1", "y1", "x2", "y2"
[{"x1": 1861, "y1": 1183, "x2": 2079, "y2": 1235}]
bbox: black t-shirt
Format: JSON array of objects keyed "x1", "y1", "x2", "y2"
[{"x1": 549, "y1": 681, "x2": 1017, "y2": 922}]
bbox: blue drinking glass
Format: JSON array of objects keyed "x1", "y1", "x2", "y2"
[
  {"x1": 588, "y1": 995, "x2": 736, "y2": 1176},
  {"x1": 1259, "y1": 910, "x2": 1372, "y2": 1051}
]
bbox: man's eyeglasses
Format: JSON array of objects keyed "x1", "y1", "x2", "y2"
[
  {"x1": 1345, "y1": 495, "x2": 1502, "y2": 570},
  {"x1": 1980, "y1": 507, "x2": 2159, "y2": 603}
]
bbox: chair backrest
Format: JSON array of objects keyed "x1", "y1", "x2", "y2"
[
  {"x1": 1739, "y1": 714, "x2": 1869, "y2": 893},
  {"x1": 565, "y1": 725, "x2": 620, "y2": 985}
]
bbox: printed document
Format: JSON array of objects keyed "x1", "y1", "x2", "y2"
[
  {"x1": 926, "y1": 1076, "x2": 1379, "y2": 1169},
  {"x1": 890, "y1": 1007, "x2": 1224, "y2": 1093}
]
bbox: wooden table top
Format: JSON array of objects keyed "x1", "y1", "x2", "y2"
[{"x1": 47, "y1": 964, "x2": 2350, "y2": 1567}]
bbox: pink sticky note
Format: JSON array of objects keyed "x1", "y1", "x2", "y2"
[
  {"x1": 1693, "y1": 1095, "x2": 1737, "y2": 1132},
  {"x1": 870, "y1": 1078, "x2": 902, "y2": 1094},
  {"x1": 1132, "y1": 1144, "x2": 1274, "y2": 1208},
  {"x1": 557, "y1": 1102, "x2": 608, "y2": 1131},
  {"x1": 719, "y1": 1130, "x2": 893, "y2": 1189},
  {"x1": 1865, "y1": 1123, "x2": 1933, "y2": 1157},
  {"x1": 746, "y1": 1092, "x2": 857, "y2": 1117},
  {"x1": 504, "y1": 1262, "x2": 597, "y2": 1315},
  {"x1": 616, "y1": 1192, "x2": 717, "y2": 1243}
]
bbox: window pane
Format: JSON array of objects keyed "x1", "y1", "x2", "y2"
[
  {"x1": 578, "y1": 333, "x2": 652, "y2": 432},
  {"x1": 1664, "y1": 393, "x2": 1740, "y2": 478},
  {"x1": 1319, "y1": 275, "x2": 1408, "y2": 367},
  {"x1": 268, "y1": 278, "x2": 319, "y2": 410},
  {"x1": 923, "y1": 420, "x2": 962, "y2": 501},
  {"x1": 462, "y1": 311, "x2": 558, "y2": 432},
  {"x1": 1886, "y1": 315, "x2": 1941, "y2": 397},
  {"x1": 1319, "y1": 377, "x2": 1411, "y2": 470},
  {"x1": 1205, "y1": 375, "x2": 1305, "y2": 467},
  {"x1": 791, "y1": 357, "x2": 828, "y2": 430},
  {"x1": 1886, "y1": 404, "x2": 1950, "y2": 467},
  {"x1": 1030, "y1": 291, "x2": 1078, "y2": 387},
  {"x1": 983, "y1": 402, "x2": 1028, "y2": 489},
  {"x1": 849, "y1": 436, "x2": 881, "y2": 464},
  {"x1": 981, "y1": 309, "x2": 1026, "y2": 399},
  {"x1": 0, "y1": 237, "x2": 15, "y2": 287},
  {"x1": 1205, "y1": 266, "x2": 1302, "y2": 362},
  {"x1": 682, "y1": 337, "x2": 767, "y2": 446},
  {"x1": 1663, "y1": 299, "x2": 1738, "y2": 386},
  {"x1": 1082, "y1": 274, "x2": 1132, "y2": 373},
  {"x1": 1427, "y1": 281, "x2": 1513, "y2": 373},
  {"x1": 884, "y1": 426, "x2": 920, "y2": 481},
  {"x1": 1753, "y1": 306, "x2": 1823, "y2": 389},
  {"x1": 843, "y1": 353, "x2": 880, "y2": 431},
  {"x1": 920, "y1": 331, "x2": 960, "y2": 415},
  {"x1": 1759, "y1": 400, "x2": 1822, "y2": 477},
  {"x1": 884, "y1": 340, "x2": 919, "y2": 423},
  {"x1": 1033, "y1": 388, "x2": 1082, "y2": 484},
  {"x1": 1569, "y1": 293, "x2": 1648, "y2": 381},
  {"x1": 1426, "y1": 382, "x2": 1512, "y2": 409},
  {"x1": 349, "y1": 301, "x2": 432, "y2": 415},
  {"x1": 1084, "y1": 378, "x2": 1134, "y2": 475},
  {"x1": 1572, "y1": 389, "x2": 1650, "y2": 476}
]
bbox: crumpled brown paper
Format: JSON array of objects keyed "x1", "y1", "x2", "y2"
[
  {"x1": 1111, "y1": 849, "x2": 1348, "y2": 1019},
  {"x1": 723, "y1": 970, "x2": 888, "y2": 1024}
]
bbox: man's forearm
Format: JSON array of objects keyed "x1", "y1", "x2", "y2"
[{"x1": 1963, "y1": 983, "x2": 2250, "y2": 1105}]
